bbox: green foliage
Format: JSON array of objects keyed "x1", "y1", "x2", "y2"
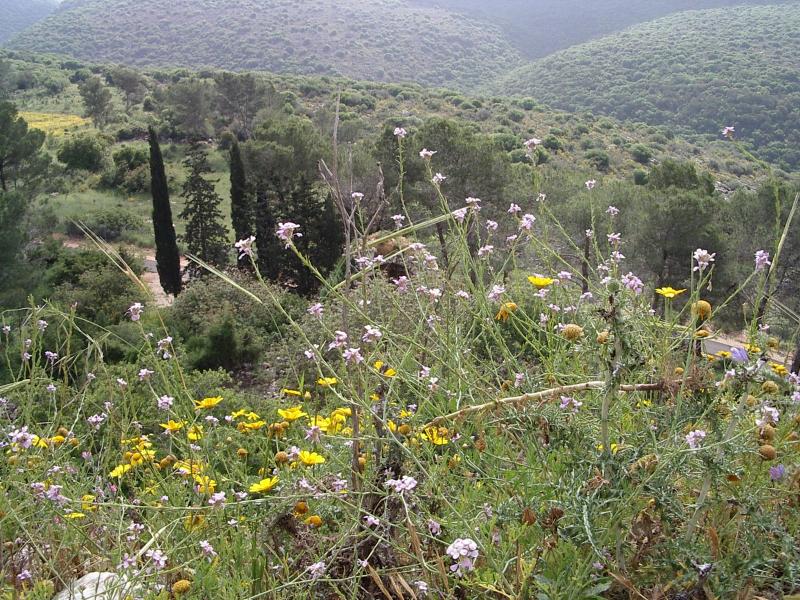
[
  {"x1": 7, "y1": 0, "x2": 525, "y2": 91},
  {"x1": 149, "y1": 127, "x2": 182, "y2": 296},
  {"x1": 630, "y1": 143, "x2": 654, "y2": 165},
  {"x1": 229, "y1": 141, "x2": 252, "y2": 267},
  {"x1": 0, "y1": 0, "x2": 56, "y2": 43},
  {"x1": 178, "y1": 144, "x2": 230, "y2": 271},
  {"x1": 78, "y1": 75, "x2": 113, "y2": 128},
  {"x1": 497, "y1": 5, "x2": 800, "y2": 169},
  {"x1": 648, "y1": 158, "x2": 714, "y2": 195},
  {"x1": 0, "y1": 101, "x2": 46, "y2": 191},
  {"x1": 57, "y1": 133, "x2": 108, "y2": 172},
  {"x1": 166, "y1": 272, "x2": 305, "y2": 370}
]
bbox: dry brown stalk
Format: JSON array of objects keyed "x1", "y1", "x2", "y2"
[{"x1": 425, "y1": 380, "x2": 667, "y2": 428}]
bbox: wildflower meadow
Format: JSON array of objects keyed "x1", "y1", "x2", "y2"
[{"x1": 2, "y1": 133, "x2": 800, "y2": 600}]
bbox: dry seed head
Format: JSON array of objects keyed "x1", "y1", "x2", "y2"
[
  {"x1": 562, "y1": 324, "x2": 584, "y2": 341},
  {"x1": 172, "y1": 580, "x2": 192, "y2": 595},
  {"x1": 761, "y1": 381, "x2": 779, "y2": 395},
  {"x1": 596, "y1": 330, "x2": 610, "y2": 344},
  {"x1": 692, "y1": 300, "x2": 712, "y2": 320},
  {"x1": 759, "y1": 444, "x2": 777, "y2": 461}
]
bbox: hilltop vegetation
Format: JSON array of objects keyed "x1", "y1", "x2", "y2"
[
  {"x1": 0, "y1": 0, "x2": 57, "y2": 43},
  {"x1": 5, "y1": 0, "x2": 524, "y2": 90},
  {"x1": 496, "y1": 4, "x2": 800, "y2": 171},
  {"x1": 409, "y1": 0, "x2": 787, "y2": 58}
]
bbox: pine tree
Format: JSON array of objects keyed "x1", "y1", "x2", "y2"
[
  {"x1": 148, "y1": 127, "x2": 182, "y2": 296},
  {"x1": 179, "y1": 144, "x2": 229, "y2": 275},
  {"x1": 229, "y1": 141, "x2": 253, "y2": 268}
]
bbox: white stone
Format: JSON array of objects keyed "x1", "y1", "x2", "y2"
[{"x1": 52, "y1": 572, "x2": 143, "y2": 600}]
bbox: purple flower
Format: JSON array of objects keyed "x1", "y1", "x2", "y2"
[
  {"x1": 127, "y1": 303, "x2": 143, "y2": 322},
  {"x1": 419, "y1": 148, "x2": 436, "y2": 159},
  {"x1": 275, "y1": 222, "x2": 301, "y2": 247},
  {"x1": 769, "y1": 464, "x2": 786, "y2": 481},
  {"x1": 693, "y1": 249, "x2": 716, "y2": 272},
  {"x1": 199, "y1": 540, "x2": 217, "y2": 561},
  {"x1": 362, "y1": 325, "x2": 382, "y2": 344},
  {"x1": 385, "y1": 476, "x2": 418, "y2": 494},
  {"x1": 477, "y1": 245, "x2": 494, "y2": 257},
  {"x1": 342, "y1": 347, "x2": 364, "y2": 365},
  {"x1": 208, "y1": 492, "x2": 226, "y2": 509},
  {"x1": 391, "y1": 214, "x2": 406, "y2": 229},
  {"x1": 234, "y1": 236, "x2": 256, "y2": 258},
  {"x1": 446, "y1": 538, "x2": 479, "y2": 577},
  {"x1": 307, "y1": 303, "x2": 324, "y2": 317},
  {"x1": 138, "y1": 368, "x2": 154, "y2": 381},
  {"x1": 392, "y1": 276, "x2": 410, "y2": 293},
  {"x1": 305, "y1": 425, "x2": 323, "y2": 444},
  {"x1": 487, "y1": 284, "x2": 505, "y2": 302},
  {"x1": 428, "y1": 519, "x2": 441, "y2": 536},
  {"x1": 157, "y1": 395, "x2": 173, "y2": 411},
  {"x1": 145, "y1": 549, "x2": 168, "y2": 569},
  {"x1": 394, "y1": 127, "x2": 407, "y2": 139},
  {"x1": 453, "y1": 207, "x2": 468, "y2": 223},
  {"x1": 685, "y1": 429, "x2": 706, "y2": 449},
  {"x1": 364, "y1": 514, "x2": 380, "y2": 527},
  {"x1": 519, "y1": 214, "x2": 536, "y2": 231},
  {"x1": 432, "y1": 172, "x2": 446, "y2": 184},
  {"x1": 307, "y1": 561, "x2": 326, "y2": 580},
  {"x1": 559, "y1": 395, "x2": 583, "y2": 414},
  {"x1": 731, "y1": 347, "x2": 749, "y2": 363},
  {"x1": 585, "y1": 180, "x2": 596, "y2": 190},
  {"x1": 328, "y1": 330, "x2": 348, "y2": 351},
  {"x1": 722, "y1": 126, "x2": 735, "y2": 138},
  {"x1": 606, "y1": 205, "x2": 620, "y2": 216},
  {"x1": 754, "y1": 250, "x2": 771, "y2": 272},
  {"x1": 621, "y1": 272, "x2": 644, "y2": 295},
  {"x1": 508, "y1": 203, "x2": 521, "y2": 215}
]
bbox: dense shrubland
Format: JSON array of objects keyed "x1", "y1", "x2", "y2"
[
  {"x1": 6, "y1": 0, "x2": 524, "y2": 91},
  {"x1": 497, "y1": 5, "x2": 800, "y2": 171},
  {"x1": 0, "y1": 0, "x2": 57, "y2": 43}
]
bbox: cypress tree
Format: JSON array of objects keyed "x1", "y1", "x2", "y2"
[
  {"x1": 148, "y1": 127, "x2": 182, "y2": 296},
  {"x1": 254, "y1": 188, "x2": 282, "y2": 281},
  {"x1": 179, "y1": 143, "x2": 229, "y2": 275},
  {"x1": 229, "y1": 141, "x2": 253, "y2": 267}
]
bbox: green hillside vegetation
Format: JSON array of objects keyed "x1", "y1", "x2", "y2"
[
  {"x1": 5, "y1": 0, "x2": 524, "y2": 90},
  {"x1": 0, "y1": 0, "x2": 57, "y2": 43},
  {"x1": 496, "y1": 4, "x2": 800, "y2": 170},
  {"x1": 409, "y1": 0, "x2": 787, "y2": 58},
  {"x1": 3, "y1": 46, "x2": 800, "y2": 599}
]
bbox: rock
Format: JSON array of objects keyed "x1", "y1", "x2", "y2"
[{"x1": 52, "y1": 572, "x2": 143, "y2": 600}]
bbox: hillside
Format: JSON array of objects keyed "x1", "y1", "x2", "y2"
[
  {"x1": 409, "y1": 0, "x2": 788, "y2": 59},
  {"x1": 0, "y1": 0, "x2": 57, "y2": 43},
  {"x1": 4, "y1": 0, "x2": 524, "y2": 91},
  {"x1": 496, "y1": 4, "x2": 800, "y2": 170}
]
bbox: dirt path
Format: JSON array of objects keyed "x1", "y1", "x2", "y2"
[{"x1": 61, "y1": 236, "x2": 186, "y2": 308}]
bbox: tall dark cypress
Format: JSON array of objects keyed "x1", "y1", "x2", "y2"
[
  {"x1": 229, "y1": 141, "x2": 253, "y2": 267},
  {"x1": 254, "y1": 188, "x2": 282, "y2": 281},
  {"x1": 148, "y1": 127, "x2": 182, "y2": 296}
]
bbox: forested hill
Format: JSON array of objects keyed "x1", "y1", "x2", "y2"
[
  {"x1": 4, "y1": 0, "x2": 524, "y2": 90},
  {"x1": 0, "y1": 0, "x2": 58, "y2": 43},
  {"x1": 495, "y1": 4, "x2": 800, "y2": 170},
  {"x1": 408, "y1": 0, "x2": 789, "y2": 59}
]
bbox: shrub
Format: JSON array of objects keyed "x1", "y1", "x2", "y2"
[{"x1": 57, "y1": 134, "x2": 108, "y2": 172}]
